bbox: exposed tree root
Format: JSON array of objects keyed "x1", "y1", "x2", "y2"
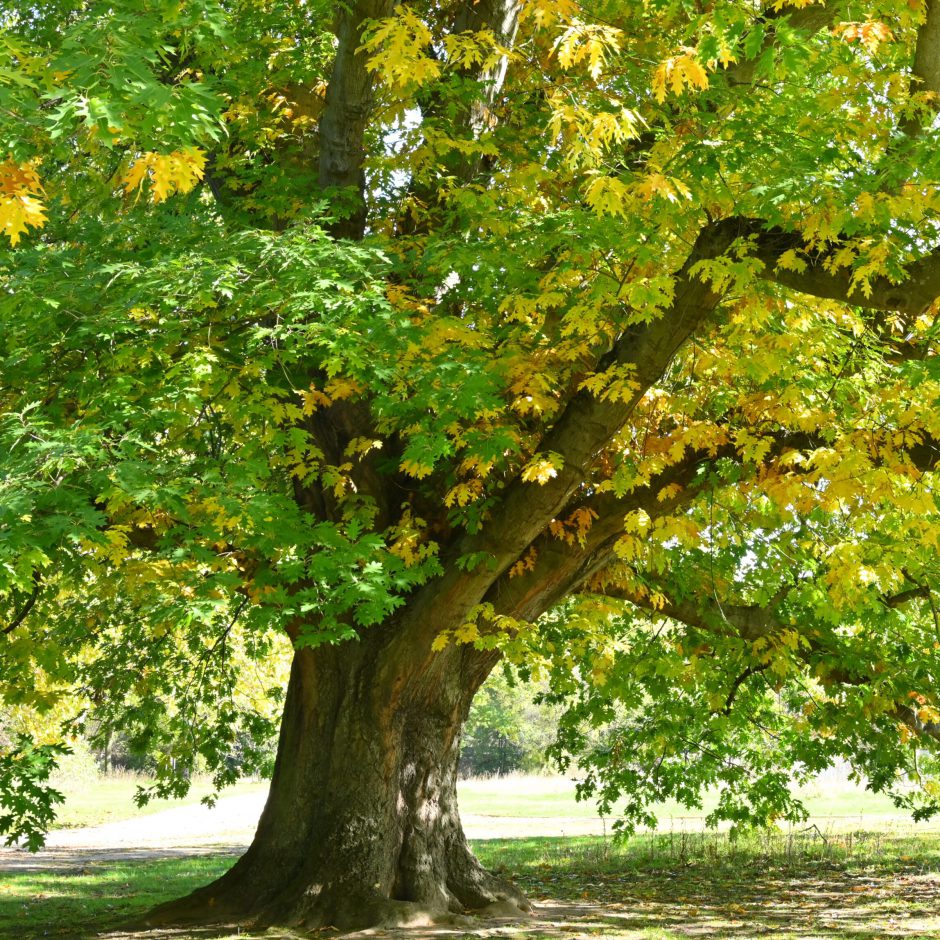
[{"x1": 136, "y1": 850, "x2": 531, "y2": 934}]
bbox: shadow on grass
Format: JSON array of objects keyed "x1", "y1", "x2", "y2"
[
  {"x1": 471, "y1": 831, "x2": 940, "y2": 940},
  {"x1": 2, "y1": 831, "x2": 939, "y2": 939},
  {"x1": 0, "y1": 845, "x2": 248, "y2": 874},
  {"x1": 0, "y1": 854, "x2": 242, "y2": 940}
]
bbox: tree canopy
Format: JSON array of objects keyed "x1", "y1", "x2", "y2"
[{"x1": 3, "y1": 0, "x2": 940, "y2": 882}]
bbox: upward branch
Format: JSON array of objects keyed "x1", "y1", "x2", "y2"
[
  {"x1": 318, "y1": 0, "x2": 396, "y2": 238},
  {"x1": 394, "y1": 219, "x2": 752, "y2": 647}
]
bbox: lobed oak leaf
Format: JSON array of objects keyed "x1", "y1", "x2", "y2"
[
  {"x1": 0, "y1": 159, "x2": 46, "y2": 245},
  {"x1": 583, "y1": 175, "x2": 631, "y2": 217},
  {"x1": 652, "y1": 49, "x2": 709, "y2": 103},
  {"x1": 776, "y1": 249, "x2": 808, "y2": 273},
  {"x1": 554, "y1": 19, "x2": 622, "y2": 79},
  {"x1": 0, "y1": 193, "x2": 47, "y2": 246},
  {"x1": 360, "y1": 7, "x2": 440, "y2": 89},
  {"x1": 121, "y1": 148, "x2": 206, "y2": 204},
  {"x1": 521, "y1": 453, "x2": 563, "y2": 484},
  {"x1": 401, "y1": 458, "x2": 434, "y2": 479},
  {"x1": 521, "y1": 0, "x2": 579, "y2": 28},
  {"x1": 835, "y1": 20, "x2": 894, "y2": 54}
]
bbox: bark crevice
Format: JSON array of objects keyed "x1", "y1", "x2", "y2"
[{"x1": 141, "y1": 639, "x2": 527, "y2": 932}]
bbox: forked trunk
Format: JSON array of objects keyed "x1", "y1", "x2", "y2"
[{"x1": 145, "y1": 631, "x2": 529, "y2": 930}]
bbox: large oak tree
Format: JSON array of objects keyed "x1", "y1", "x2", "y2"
[{"x1": 3, "y1": 0, "x2": 940, "y2": 930}]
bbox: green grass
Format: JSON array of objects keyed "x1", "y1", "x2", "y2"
[
  {"x1": 477, "y1": 828, "x2": 940, "y2": 940},
  {"x1": 50, "y1": 776, "x2": 269, "y2": 830},
  {"x1": 51, "y1": 771, "x2": 924, "y2": 833},
  {"x1": 4, "y1": 829, "x2": 940, "y2": 939},
  {"x1": 0, "y1": 855, "x2": 239, "y2": 939},
  {"x1": 457, "y1": 773, "x2": 921, "y2": 826}
]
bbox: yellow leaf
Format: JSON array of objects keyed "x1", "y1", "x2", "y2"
[
  {"x1": 583, "y1": 175, "x2": 631, "y2": 217},
  {"x1": 657, "y1": 483, "x2": 682, "y2": 502},
  {"x1": 299, "y1": 386, "x2": 333, "y2": 415},
  {"x1": 917, "y1": 705, "x2": 940, "y2": 724},
  {"x1": 444, "y1": 480, "x2": 482, "y2": 508},
  {"x1": 776, "y1": 249, "x2": 808, "y2": 273},
  {"x1": 624, "y1": 509, "x2": 652, "y2": 533},
  {"x1": 521, "y1": 453, "x2": 563, "y2": 484},
  {"x1": 454, "y1": 620, "x2": 480, "y2": 643},
  {"x1": 835, "y1": 20, "x2": 894, "y2": 54},
  {"x1": 324, "y1": 376, "x2": 362, "y2": 400},
  {"x1": 554, "y1": 19, "x2": 622, "y2": 79},
  {"x1": 121, "y1": 148, "x2": 206, "y2": 204},
  {"x1": 652, "y1": 49, "x2": 709, "y2": 103},
  {"x1": 634, "y1": 170, "x2": 691, "y2": 203},
  {"x1": 401, "y1": 458, "x2": 434, "y2": 479},
  {"x1": 521, "y1": 0, "x2": 579, "y2": 28},
  {"x1": 0, "y1": 159, "x2": 46, "y2": 245},
  {"x1": 359, "y1": 6, "x2": 440, "y2": 89}
]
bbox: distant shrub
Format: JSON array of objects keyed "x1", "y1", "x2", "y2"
[
  {"x1": 50, "y1": 737, "x2": 99, "y2": 784},
  {"x1": 459, "y1": 668, "x2": 561, "y2": 777}
]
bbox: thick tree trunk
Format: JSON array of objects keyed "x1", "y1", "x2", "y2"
[{"x1": 144, "y1": 631, "x2": 529, "y2": 931}]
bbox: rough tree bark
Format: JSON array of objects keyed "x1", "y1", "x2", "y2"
[{"x1": 145, "y1": 631, "x2": 528, "y2": 931}]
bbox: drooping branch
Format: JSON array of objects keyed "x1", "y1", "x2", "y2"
[
  {"x1": 497, "y1": 415, "x2": 940, "y2": 627},
  {"x1": 587, "y1": 583, "x2": 782, "y2": 644},
  {"x1": 587, "y1": 571, "x2": 940, "y2": 746}
]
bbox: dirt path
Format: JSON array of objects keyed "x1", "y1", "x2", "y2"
[{"x1": 0, "y1": 791, "x2": 609, "y2": 873}]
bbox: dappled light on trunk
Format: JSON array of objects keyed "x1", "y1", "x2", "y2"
[{"x1": 144, "y1": 641, "x2": 528, "y2": 930}]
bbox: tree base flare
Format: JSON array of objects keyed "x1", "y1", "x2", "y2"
[
  {"x1": 138, "y1": 855, "x2": 531, "y2": 934},
  {"x1": 135, "y1": 644, "x2": 531, "y2": 934}
]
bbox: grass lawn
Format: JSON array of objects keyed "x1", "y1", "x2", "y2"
[
  {"x1": 457, "y1": 772, "x2": 923, "y2": 827},
  {"x1": 52, "y1": 770, "x2": 926, "y2": 832},
  {"x1": 50, "y1": 776, "x2": 270, "y2": 830},
  {"x1": 3, "y1": 829, "x2": 940, "y2": 939}
]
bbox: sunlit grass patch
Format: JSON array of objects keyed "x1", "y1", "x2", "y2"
[
  {"x1": 51, "y1": 776, "x2": 269, "y2": 830},
  {"x1": 0, "y1": 855, "x2": 238, "y2": 939},
  {"x1": 2, "y1": 830, "x2": 939, "y2": 939}
]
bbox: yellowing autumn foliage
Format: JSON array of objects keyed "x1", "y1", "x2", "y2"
[
  {"x1": 553, "y1": 19, "x2": 622, "y2": 79},
  {"x1": 360, "y1": 6, "x2": 441, "y2": 89},
  {"x1": 835, "y1": 20, "x2": 895, "y2": 54},
  {"x1": 121, "y1": 148, "x2": 207, "y2": 203},
  {"x1": 0, "y1": 159, "x2": 46, "y2": 246},
  {"x1": 652, "y1": 49, "x2": 710, "y2": 102}
]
